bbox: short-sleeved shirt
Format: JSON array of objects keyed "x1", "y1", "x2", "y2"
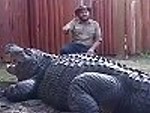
[{"x1": 63, "y1": 18, "x2": 102, "y2": 46}]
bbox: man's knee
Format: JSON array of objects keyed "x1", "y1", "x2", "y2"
[
  {"x1": 60, "y1": 43, "x2": 76, "y2": 54},
  {"x1": 60, "y1": 45, "x2": 72, "y2": 54},
  {"x1": 60, "y1": 48, "x2": 68, "y2": 55}
]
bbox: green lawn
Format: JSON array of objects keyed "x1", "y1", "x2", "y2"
[
  {"x1": 0, "y1": 67, "x2": 17, "y2": 88},
  {"x1": 118, "y1": 56, "x2": 150, "y2": 73},
  {"x1": 0, "y1": 69, "x2": 17, "y2": 82}
]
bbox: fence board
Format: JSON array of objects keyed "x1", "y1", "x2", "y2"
[
  {"x1": 0, "y1": 0, "x2": 150, "y2": 59},
  {"x1": 0, "y1": 0, "x2": 29, "y2": 59},
  {"x1": 141, "y1": 0, "x2": 150, "y2": 51}
]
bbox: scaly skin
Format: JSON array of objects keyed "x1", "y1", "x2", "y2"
[{"x1": 4, "y1": 43, "x2": 150, "y2": 113}]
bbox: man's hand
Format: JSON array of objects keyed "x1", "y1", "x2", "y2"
[
  {"x1": 87, "y1": 48, "x2": 95, "y2": 55},
  {"x1": 62, "y1": 26, "x2": 69, "y2": 34}
]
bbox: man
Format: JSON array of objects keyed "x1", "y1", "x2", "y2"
[{"x1": 60, "y1": 5, "x2": 102, "y2": 55}]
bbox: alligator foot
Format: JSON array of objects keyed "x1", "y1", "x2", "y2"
[{"x1": 5, "y1": 79, "x2": 37, "y2": 102}]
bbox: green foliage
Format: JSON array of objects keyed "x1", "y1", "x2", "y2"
[{"x1": 140, "y1": 52, "x2": 150, "y2": 59}]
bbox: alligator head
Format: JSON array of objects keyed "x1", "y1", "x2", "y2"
[{"x1": 4, "y1": 43, "x2": 42, "y2": 81}]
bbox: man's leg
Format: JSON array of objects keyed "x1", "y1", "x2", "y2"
[{"x1": 60, "y1": 43, "x2": 89, "y2": 55}]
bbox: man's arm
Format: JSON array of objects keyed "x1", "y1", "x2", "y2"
[
  {"x1": 62, "y1": 18, "x2": 76, "y2": 34},
  {"x1": 87, "y1": 39, "x2": 102, "y2": 54},
  {"x1": 87, "y1": 22, "x2": 102, "y2": 54}
]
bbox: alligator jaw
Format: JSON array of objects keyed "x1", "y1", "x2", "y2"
[
  {"x1": 6, "y1": 63, "x2": 15, "y2": 68},
  {"x1": 4, "y1": 43, "x2": 23, "y2": 54},
  {"x1": 5, "y1": 58, "x2": 22, "y2": 75}
]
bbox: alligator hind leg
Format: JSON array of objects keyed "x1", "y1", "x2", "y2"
[
  {"x1": 68, "y1": 74, "x2": 101, "y2": 113},
  {"x1": 68, "y1": 84, "x2": 100, "y2": 113},
  {"x1": 68, "y1": 72, "x2": 121, "y2": 113},
  {"x1": 4, "y1": 78, "x2": 37, "y2": 102}
]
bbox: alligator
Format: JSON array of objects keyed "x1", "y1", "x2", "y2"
[{"x1": 3, "y1": 43, "x2": 150, "y2": 113}]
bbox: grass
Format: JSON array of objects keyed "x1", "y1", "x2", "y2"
[
  {"x1": 140, "y1": 52, "x2": 150, "y2": 59},
  {"x1": 116, "y1": 55, "x2": 150, "y2": 73},
  {"x1": 0, "y1": 68, "x2": 17, "y2": 89},
  {"x1": 0, "y1": 64, "x2": 17, "y2": 88},
  {"x1": 0, "y1": 69, "x2": 16, "y2": 82}
]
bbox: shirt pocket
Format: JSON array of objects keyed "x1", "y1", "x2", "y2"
[
  {"x1": 87, "y1": 26, "x2": 95, "y2": 34},
  {"x1": 86, "y1": 26, "x2": 95, "y2": 38},
  {"x1": 73, "y1": 25, "x2": 83, "y2": 35}
]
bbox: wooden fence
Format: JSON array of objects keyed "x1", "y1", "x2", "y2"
[{"x1": 0, "y1": 0, "x2": 150, "y2": 59}]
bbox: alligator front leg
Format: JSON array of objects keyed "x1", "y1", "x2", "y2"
[
  {"x1": 68, "y1": 72, "x2": 122, "y2": 113},
  {"x1": 4, "y1": 78, "x2": 37, "y2": 102}
]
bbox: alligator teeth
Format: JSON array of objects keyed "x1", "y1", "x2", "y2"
[{"x1": 6, "y1": 63, "x2": 16, "y2": 68}]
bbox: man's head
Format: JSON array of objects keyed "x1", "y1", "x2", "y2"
[{"x1": 75, "y1": 5, "x2": 91, "y2": 21}]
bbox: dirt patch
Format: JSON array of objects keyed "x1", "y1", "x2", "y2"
[
  {"x1": 0, "y1": 83, "x2": 59, "y2": 113},
  {"x1": 0, "y1": 97, "x2": 59, "y2": 113}
]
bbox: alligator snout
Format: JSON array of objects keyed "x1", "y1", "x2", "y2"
[{"x1": 4, "y1": 43, "x2": 23, "y2": 55}]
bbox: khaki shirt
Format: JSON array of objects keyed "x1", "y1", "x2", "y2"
[{"x1": 63, "y1": 18, "x2": 102, "y2": 46}]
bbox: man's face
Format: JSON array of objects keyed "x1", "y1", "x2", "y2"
[{"x1": 78, "y1": 9, "x2": 90, "y2": 21}]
